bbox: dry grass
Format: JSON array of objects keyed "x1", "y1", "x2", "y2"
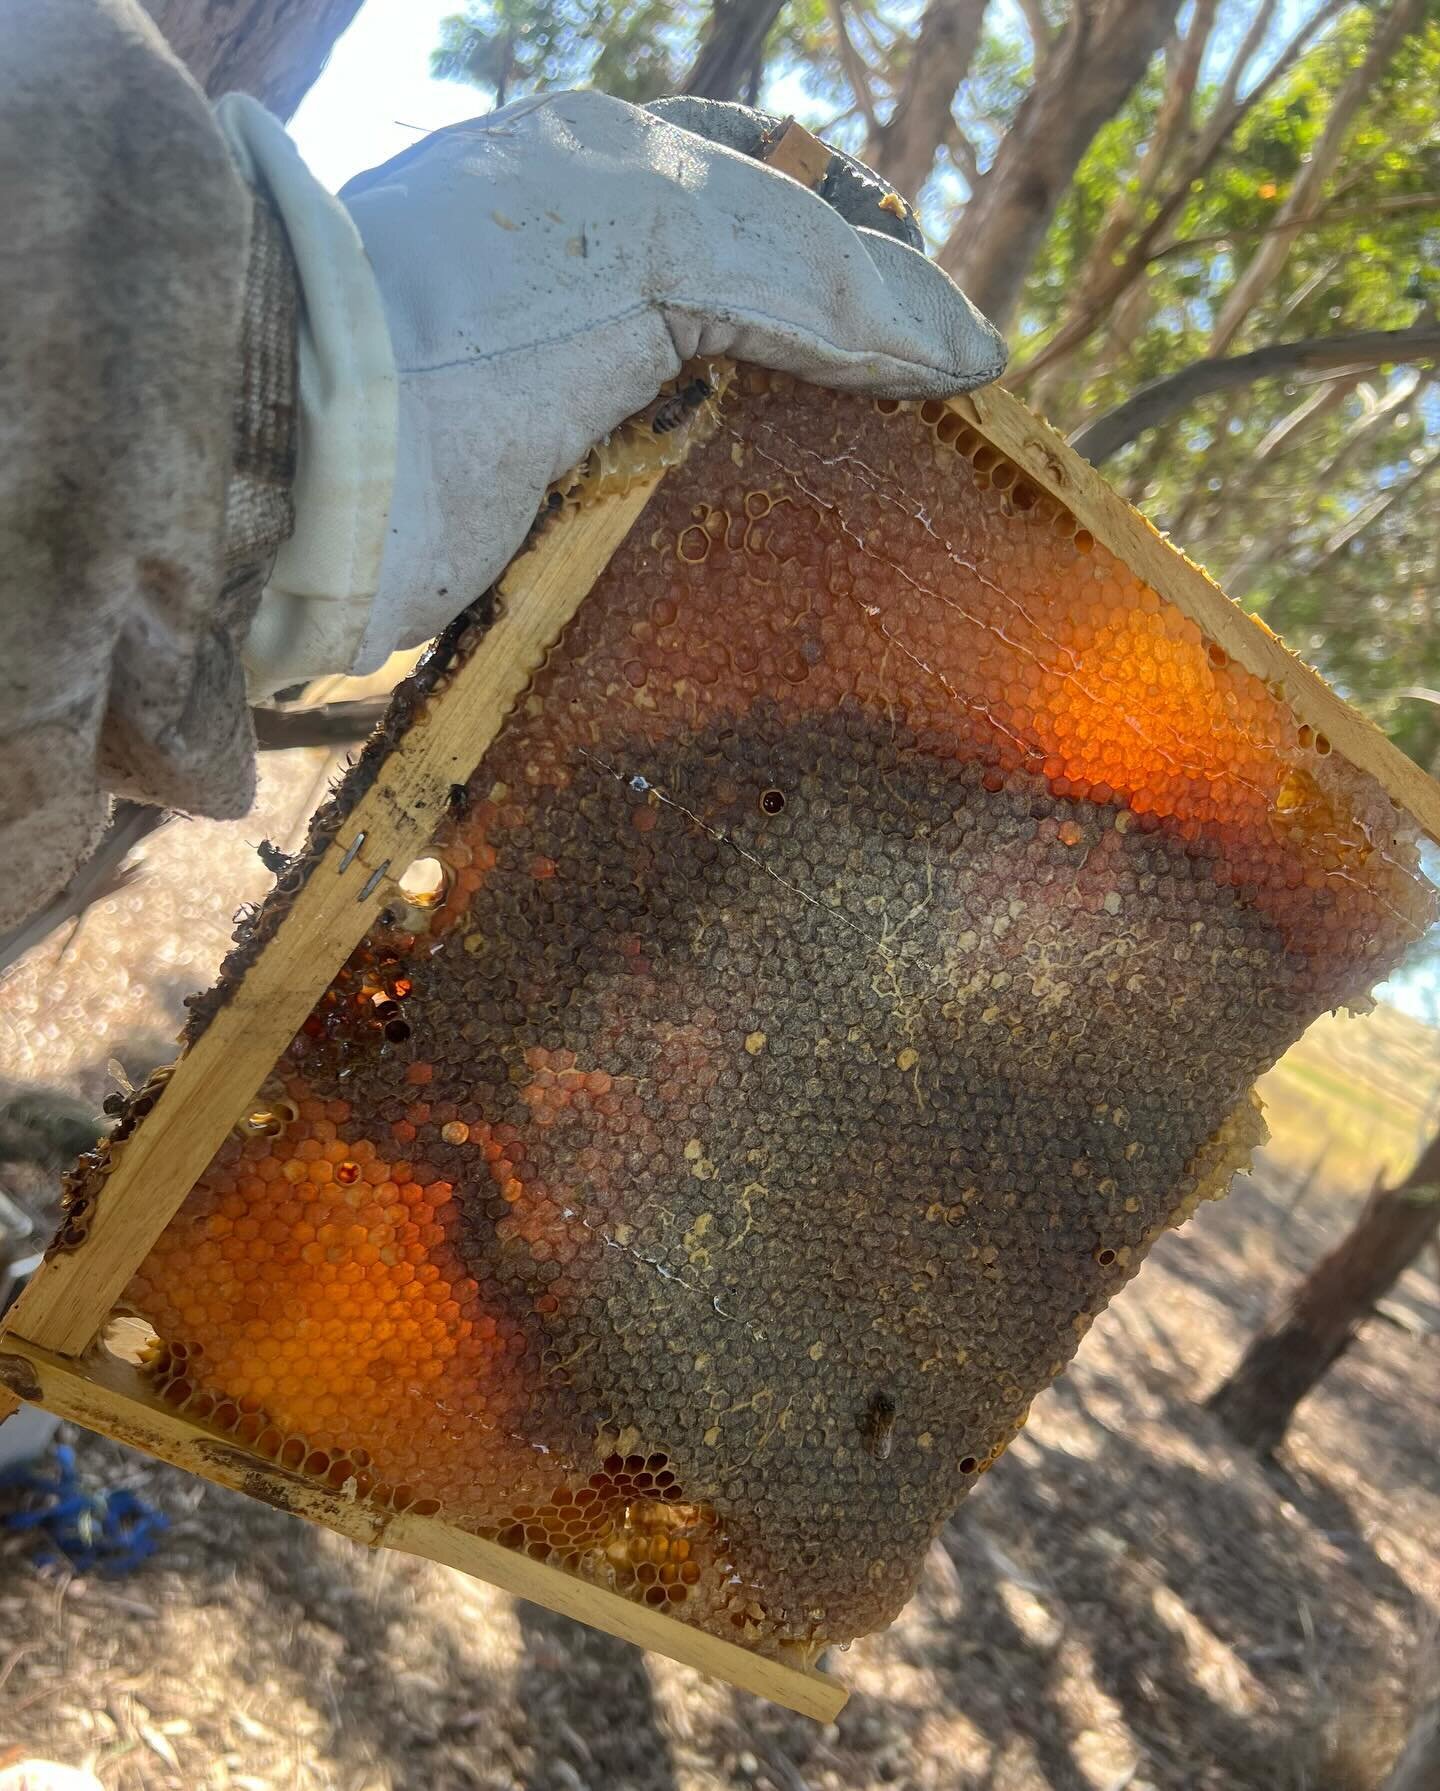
[{"x1": 1, "y1": 753, "x2": 1437, "y2": 1791}]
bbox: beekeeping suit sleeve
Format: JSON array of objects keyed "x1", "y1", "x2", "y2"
[{"x1": 0, "y1": 1, "x2": 291, "y2": 930}]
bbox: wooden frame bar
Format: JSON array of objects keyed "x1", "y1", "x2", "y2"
[
  {"x1": 0, "y1": 1333, "x2": 846, "y2": 1721},
  {"x1": 3, "y1": 363, "x2": 1438, "y2": 1718},
  {"x1": 948, "y1": 385, "x2": 1440, "y2": 841}
]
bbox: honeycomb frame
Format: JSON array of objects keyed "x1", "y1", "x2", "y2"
[{"x1": 2, "y1": 371, "x2": 1438, "y2": 1720}]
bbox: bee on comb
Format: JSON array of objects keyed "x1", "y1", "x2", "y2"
[
  {"x1": 863, "y1": 1392, "x2": 897, "y2": 1462},
  {"x1": 643, "y1": 377, "x2": 714, "y2": 436}
]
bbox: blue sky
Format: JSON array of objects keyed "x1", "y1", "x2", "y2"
[
  {"x1": 290, "y1": 0, "x2": 813, "y2": 190},
  {"x1": 289, "y1": 0, "x2": 494, "y2": 191}
]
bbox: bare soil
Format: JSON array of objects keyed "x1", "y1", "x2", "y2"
[{"x1": 1, "y1": 752, "x2": 1437, "y2": 1791}]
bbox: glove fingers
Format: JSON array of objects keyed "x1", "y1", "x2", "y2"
[
  {"x1": 340, "y1": 90, "x2": 1009, "y2": 674},
  {"x1": 351, "y1": 92, "x2": 1005, "y2": 400},
  {"x1": 670, "y1": 228, "x2": 1006, "y2": 400},
  {"x1": 625, "y1": 109, "x2": 1004, "y2": 396},
  {"x1": 643, "y1": 95, "x2": 924, "y2": 252}
]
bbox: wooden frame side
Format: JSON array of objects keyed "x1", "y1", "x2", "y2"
[
  {"x1": 950, "y1": 384, "x2": 1440, "y2": 843},
  {"x1": 0, "y1": 1336, "x2": 846, "y2": 1722}
]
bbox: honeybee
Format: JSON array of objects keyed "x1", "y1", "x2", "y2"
[
  {"x1": 641, "y1": 377, "x2": 713, "y2": 436},
  {"x1": 863, "y1": 1390, "x2": 897, "y2": 1461}
]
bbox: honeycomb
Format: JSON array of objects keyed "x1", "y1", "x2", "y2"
[{"x1": 122, "y1": 368, "x2": 1433, "y2": 1660}]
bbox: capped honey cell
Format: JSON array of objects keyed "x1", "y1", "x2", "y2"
[{"x1": 121, "y1": 368, "x2": 1433, "y2": 1663}]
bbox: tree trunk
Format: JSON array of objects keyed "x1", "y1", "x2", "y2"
[
  {"x1": 1207, "y1": 1133, "x2": 1440, "y2": 1457},
  {"x1": 1207, "y1": 0, "x2": 1424, "y2": 355},
  {"x1": 142, "y1": 0, "x2": 363, "y2": 118},
  {"x1": 862, "y1": 0, "x2": 988, "y2": 205},
  {"x1": 938, "y1": 0, "x2": 1183, "y2": 331},
  {"x1": 682, "y1": 0, "x2": 787, "y2": 102}
]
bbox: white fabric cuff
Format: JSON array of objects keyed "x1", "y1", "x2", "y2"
[{"x1": 214, "y1": 94, "x2": 398, "y2": 698}]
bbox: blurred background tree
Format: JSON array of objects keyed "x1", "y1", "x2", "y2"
[{"x1": 428, "y1": 0, "x2": 1440, "y2": 766}]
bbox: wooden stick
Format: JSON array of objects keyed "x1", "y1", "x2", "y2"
[
  {"x1": 0, "y1": 475, "x2": 661, "y2": 1405},
  {"x1": 0, "y1": 1334, "x2": 847, "y2": 1722},
  {"x1": 762, "y1": 118, "x2": 832, "y2": 191}
]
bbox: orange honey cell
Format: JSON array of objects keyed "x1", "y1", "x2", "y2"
[{"x1": 125, "y1": 369, "x2": 1433, "y2": 1662}]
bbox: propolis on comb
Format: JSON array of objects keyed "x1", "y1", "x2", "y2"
[{"x1": 19, "y1": 365, "x2": 1440, "y2": 1684}]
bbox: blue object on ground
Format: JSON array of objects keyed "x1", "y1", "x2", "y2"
[{"x1": 0, "y1": 1444, "x2": 167, "y2": 1574}]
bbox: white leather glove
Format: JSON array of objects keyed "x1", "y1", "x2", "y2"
[{"x1": 228, "y1": 88, "x2": 1007, "y2": 694}]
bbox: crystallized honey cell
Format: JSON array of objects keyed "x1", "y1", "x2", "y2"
[{"x1": 122, "y1": 369, "x2": 1434, "y2": 1661}]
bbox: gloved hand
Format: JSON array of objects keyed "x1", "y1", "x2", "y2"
[{"x1": 224, "y1": 89, "x2": 1006, "y2": 693}]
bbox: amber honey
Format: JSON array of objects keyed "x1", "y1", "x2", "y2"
[{"x1": 124, "y1": 370, "x2": 1432, "y2": 1660}]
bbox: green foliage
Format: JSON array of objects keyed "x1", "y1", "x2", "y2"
[
  {"x1": 431, "y1": 0, "x2": 702, "y2": 105},
  {"x1": 1018, "y1": 67, "x2": 1166, "y2": 337}
]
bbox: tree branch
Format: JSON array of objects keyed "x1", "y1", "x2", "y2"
[
  {"x1": 1313, "y1": 445, "x2": 1440, "y2": 566},
  {"x1": 946, "y1": 124, "x2": 981, "y2": 191},
  {"x1": 1211, "y1": 0, "x2": 1281, "y2": 121},
  {"x1": 826, "y1": 0, "x2": 881, "y2": 135},
  {"x1": 142, "y1": 0, "x2": 364, "y2": 118},
  {"x1": 0, "y1": 804, "x2": 168, "y2": 976},
  {"x1": 863, "y1": 0, "x2": 988, "y2": 202},
  {"x1": 853, "y1": 5, "x2": 894, "y2": 59},
  {"x1": 1253, "y1": 371, "x2": 1363, "y2": 462},
  {"x1": 682, "y1": 0, "x2": 788, "y2": 101},
  {"x1": 938, "y1": 0, "x2": 1186, "y2": 327},
  {"x1": 251, "y1": 698, "x2": 391, "y2": 751},
  {"x1": 1208, "y1": 0, "x2": 1426, "y2": 355},
  {"x1": 1138, "y1": 0, "x2": 1218, "y2": 198},
  {"x1": 1224, "y1": 369, "x2": 1431, "y2": 592},
  {"x1": 1069, "y1": 324, "x2": 1440, "y2": 464},
  {"x1": 1013, "y1": 0, "x2": 1347, "y2": 391},
  {"x1": 0, "y1": 690, "x2": 394, "y2": 974},
  {"x1": 1148, "y1": 191, "x2": 1440, "y2": 264},
  {"x1": 815, "y1": 101, "x2": 864, "y2": 133}
]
